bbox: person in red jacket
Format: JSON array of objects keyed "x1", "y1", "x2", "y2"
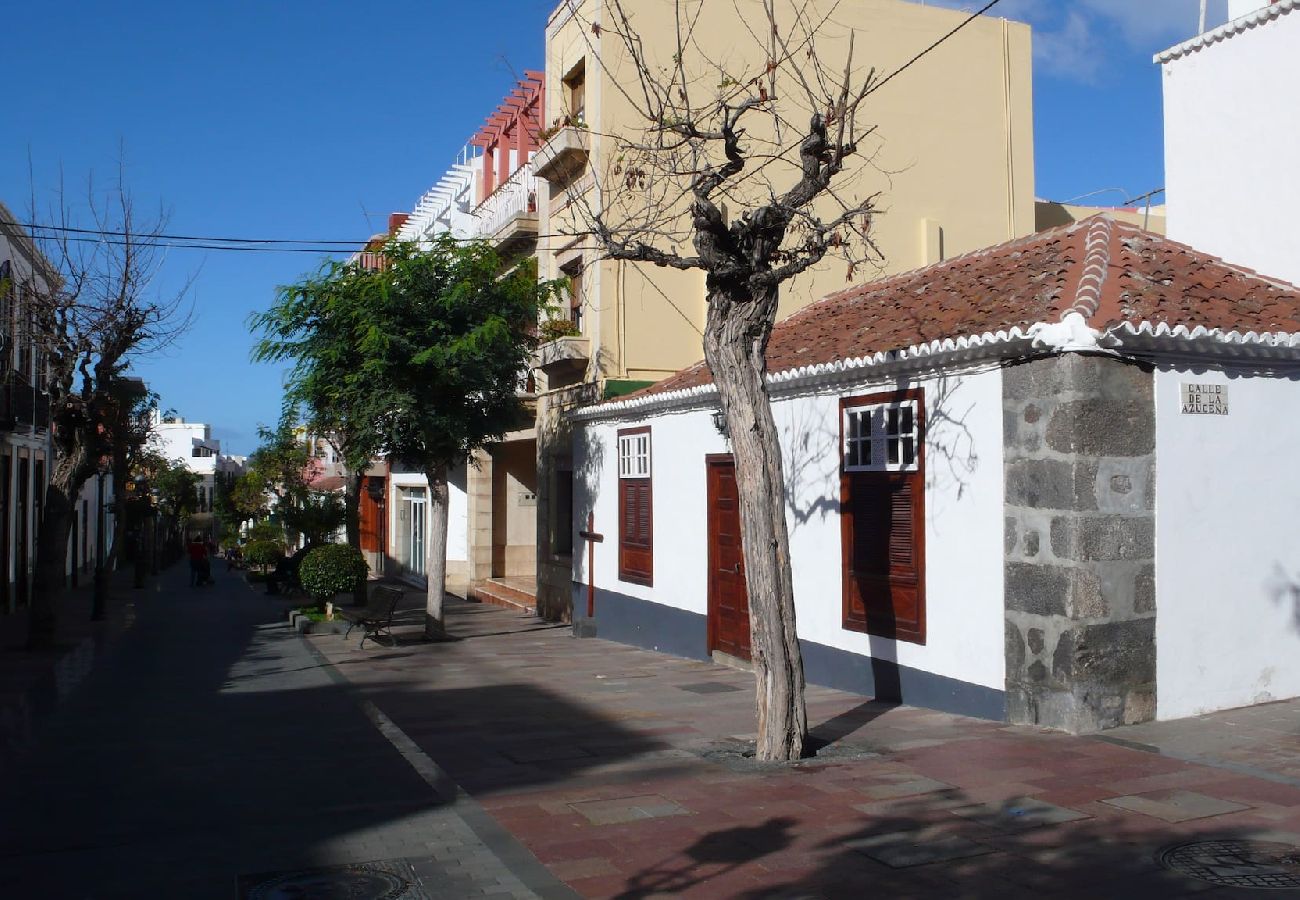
[{"x1": 187, "y1": 536, "x2": 210, "y2": 587}]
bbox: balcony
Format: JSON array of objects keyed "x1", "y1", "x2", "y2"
[
  {"x1": 532, "y1": 335, "x2": 590, "y2": 381},
  {"x1": 533, "y1": 127, "x2": 589, "y2": 183},
  {"x1": 0, "y1": 380, "x2": 51, "y2": 432},
  {"x1": 473, "y1": 164, "x2": 539, "y2": 252}
]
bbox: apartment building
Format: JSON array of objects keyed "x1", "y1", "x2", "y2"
[
  {"x1": 0, "y1": 202, "x2": 57, "y2": 613},
  {"x1": 531, "y1": 0, "x2": 1036, "y2": 618},
  {"x1": 383, "y1": 75, "x2": 545, "y2": 603}
]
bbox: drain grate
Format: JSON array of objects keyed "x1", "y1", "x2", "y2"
[
  {"x1": 239, "y1": 859, "x2": 431, "y2": 899},
  {"x1": 1157, "y1": 839, "x2": 1300, "y2": 890}
]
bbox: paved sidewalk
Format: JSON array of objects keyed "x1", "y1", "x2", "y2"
[
  {"x1": 0, "y1": 566, "x2": 139, "y2": 764},
  {"x1": 0, "y1": 567, "x2": 575, "y2": 899},
  {"x1": 312, "y1": 595, "x2": 1300, "y2": 898}
]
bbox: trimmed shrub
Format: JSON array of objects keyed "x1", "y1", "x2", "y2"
[
  {"x1": 243, "y1": 540, "x2": 284, "y2": 573},
  {"x1": 298, "y1": 544, "x2": 368, "y2": 603}
]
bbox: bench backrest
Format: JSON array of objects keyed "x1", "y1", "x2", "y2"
[{"x1": 368, "y1": 586, "x2": 404, "y2": 619}]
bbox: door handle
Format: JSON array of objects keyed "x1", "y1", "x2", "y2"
[{"x1": 732, "y1": 563, "x2": 742, "y2": 574}]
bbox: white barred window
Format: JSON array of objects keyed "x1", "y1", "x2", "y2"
[
  {"x1": 617, "y1": 430, "x2": 651, "y2": 478},
  {"x1": 843, "y1": 399, "x2": 920, "y2": 473}
]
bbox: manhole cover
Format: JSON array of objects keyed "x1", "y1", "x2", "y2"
[
  {"x1": 1157, "y1": 839, "x2": 1300, "y2": 890},
  {"x1": 240, "y1": 860, "x2": 430, "y2": 899}
]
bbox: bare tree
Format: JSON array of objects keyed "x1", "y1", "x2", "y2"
[
  {"x1": 25, "y1": 168, "x2": 190, "y2": 648},
  {"x1": 556, "y1": 0, "x2": 893, "y2": 760}
]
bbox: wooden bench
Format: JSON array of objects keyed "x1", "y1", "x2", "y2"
[{"x1": 339, "y1": 586, "x2": 403, "y2": 649}]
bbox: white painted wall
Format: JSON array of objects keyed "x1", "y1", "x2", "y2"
[
  {"x1": 1162, "y1": 5, "x2": 1300, "y2": 286},
  {"x1": 388, "y1": 467, "x2": 468, "y2": 566},
  {"x1": 1154, "y1": 366, "x2": 1300, "y2": 719},
  {"x1": 574, "y1": 367, "x2": 1007, "y2": 691}
]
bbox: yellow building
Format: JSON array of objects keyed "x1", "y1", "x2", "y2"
[{"x1": 532, "y1": 0, "x2": 1036, "y2": 619}]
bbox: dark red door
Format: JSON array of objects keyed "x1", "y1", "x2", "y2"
[{"x1": 707, "y1": 455, "x2": 750, "y2": 661}]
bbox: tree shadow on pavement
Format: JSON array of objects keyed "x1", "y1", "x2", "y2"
[{"x1": 614, "y1": 817, "x2": 798, "y2": 899}]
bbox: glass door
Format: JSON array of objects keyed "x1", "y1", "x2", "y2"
[{"x1": 404, "y1": 489, "x2": 427, "y2": 577}]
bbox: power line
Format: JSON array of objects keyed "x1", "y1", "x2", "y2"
[{"x1": 19, "y1": 220, "x2": 371, "y2": 248}]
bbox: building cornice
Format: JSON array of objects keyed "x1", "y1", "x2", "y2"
[{"x1": 1155, "y1": 0, "x2": 1298, "y2": 64}]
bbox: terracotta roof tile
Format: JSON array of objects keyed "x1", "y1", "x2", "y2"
[{"x1": 630, "y1": 216, "x2": 1300, "y2": 399}]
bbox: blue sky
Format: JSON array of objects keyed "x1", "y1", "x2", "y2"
[{"x1": 1, "y1": 0, "x2": 1228, "y2": 454}]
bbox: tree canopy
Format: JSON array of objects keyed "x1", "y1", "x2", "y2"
[{"x1": 251, "y1": 235, "x2": 558, "y2": 634}]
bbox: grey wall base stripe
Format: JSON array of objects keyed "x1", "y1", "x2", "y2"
[
  {"x1": 580, "y1": 584, "x2": 1006, "y2": 722},
  {"x1": 299, "y1": 635, "x2": 579, "y2": 900},
  {"x1": 800, "y1": 639, "x2": 1006, "y2": 721},
  {"x1": 577, "y1": 584, "x2": 711, "y2": 661}
]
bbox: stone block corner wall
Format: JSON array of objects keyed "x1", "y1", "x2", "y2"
[{"x1": 1003, "y1": 353, "x2": 1156, "y2": 732}]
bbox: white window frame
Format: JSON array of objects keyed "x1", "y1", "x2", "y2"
[
  {"x1": 617, "y1": 431, "x2": 651, "y2": 479},
  {"x1": 843, "y1": 398, "x2": 920, "y2": 473}
]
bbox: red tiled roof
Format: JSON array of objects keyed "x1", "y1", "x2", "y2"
[{"x1": 633, "y1": 215, "x2": 1300, "y2": 398}]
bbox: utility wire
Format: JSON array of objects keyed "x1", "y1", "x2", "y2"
[
  {"x1": 865, "y1": 0, "x2": 1005, "y2": 98},
  {"x1": 16, "y1": 1, "x2": 1006, "y2": 259}
]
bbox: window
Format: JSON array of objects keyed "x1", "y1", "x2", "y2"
[
  {"x1": 840, "y1": 389, "x2": 925, "y2": 644},
  {"x1": 561, "y1": 258, "x2": 584, "y2": 332},
  {"x1": 843, "y1": 399, "x2": 919, "y2": 472},
  {"x1": 617, "y1": 426, "x2": 652, "y2": 584},
  {"x1": 563, "y1": 59, "x2": 586, "y2": 126}
]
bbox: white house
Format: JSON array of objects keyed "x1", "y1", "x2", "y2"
[
  {"x1": 150, "y1": 412, "x2": 243, "y2": 514},
  {"x1": 1158, "y1": 0, "x2": 1300, "y2": 285},
  {"x1": 570, "y1": 215, "x2": 1300, "y2": 732},
  {"x1": 0, "y1": 202, "x2": 57, "y2": 612}
]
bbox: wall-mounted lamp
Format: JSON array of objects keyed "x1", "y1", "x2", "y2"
[{"x1": 712, "y1": 410, "x2": 729, "y2": 438}]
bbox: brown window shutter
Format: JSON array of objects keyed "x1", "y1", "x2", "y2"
[
  {"x1": 840, "y1": 389, "x2": 926, "y2": 644},
  {"x1": 619, "y1": 477, "x2": 653, "y2": 585}
]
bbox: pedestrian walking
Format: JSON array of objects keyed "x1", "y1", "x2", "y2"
[{"x1": 187, "y1": 536, "x2": 210, "y2": 586}]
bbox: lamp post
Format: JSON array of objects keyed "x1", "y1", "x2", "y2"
[
  {"x1": 149, "y1": 488, "x2": 160, "y2": 575},
  {"x1": 132, "y1": 476, "x2": 149, "y2": 589}
]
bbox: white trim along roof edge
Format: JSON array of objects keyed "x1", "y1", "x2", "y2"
[
  {"x1": 1155, "y1": 0, "x2": 1299, "y2": 63},
  {"x1": 569, "y1": 322, "x2": 1300, "y2": 424}
]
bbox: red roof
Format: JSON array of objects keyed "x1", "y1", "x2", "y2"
[{"x1": 635, "y1": 215, "x2": 1300, "y2": 398}]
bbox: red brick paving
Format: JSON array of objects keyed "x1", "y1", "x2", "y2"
[{"x1": 312, "y1": 596, "x2": 1300, "y2": 898}]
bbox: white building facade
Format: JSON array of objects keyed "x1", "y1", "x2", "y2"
[
  {"x1": 570, "y1": 217, "x2": 1300, "y2": 732},
  {"x1": 1159, "y1": 0, "x2": 1300, "y2": 285}
]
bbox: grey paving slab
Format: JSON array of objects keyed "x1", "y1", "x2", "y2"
[
  {"x1": 0, "y1": 566, "x2": 574, "y2": 900},
  {"x1": 1102, "y1": 789, "x2": 1251, "y2": 823}
]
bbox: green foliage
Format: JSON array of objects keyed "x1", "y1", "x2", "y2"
[
  {"x1": 148, "y1": 456, "x2": 201, "y2": 520},
  {"x1": 243, "y1": 540, "x2": 283, "y2": 572},
  {"x1": 539, "y1": 317, "x2": 581, "y2": 342},
  {"x1": 246, "y1": 520, "x2": 282, "y2": 543},
  {"x1": 278, "y1": 490, "x2": 345, "y2": 547},
  {"x1": 251, "y1": 235, "x2": 561, "y2": 478},
  {"x1": 298, "y1": 543, "x2": 368, "y2": 602}
]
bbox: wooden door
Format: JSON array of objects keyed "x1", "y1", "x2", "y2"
[{"x1": 707, "y1": 455, "x2": 750, "y2": 661}]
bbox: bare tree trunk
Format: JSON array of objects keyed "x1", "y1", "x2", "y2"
[
  {"x1": 703, "y1": 282, "x2": 807, "y2": 761},
  {"x1": 346, "y1": 470, "x2": 367, "y2": 606},
  {"x1": 423, "y1": 464, "x2": 450, "y2": 640},
  {"x1": 28, "y1": 459, "x2": 87, "y2": 650}
]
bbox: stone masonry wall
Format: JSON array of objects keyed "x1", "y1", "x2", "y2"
[{"x1": 1003, "y1": 354, "x2": 1156, "y2": 732}]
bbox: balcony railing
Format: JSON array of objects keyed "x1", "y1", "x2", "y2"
[{"x1": 473, "y1": 163, "x2": 539, "y2": 247}]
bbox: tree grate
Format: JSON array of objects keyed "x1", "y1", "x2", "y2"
[
  {"x1": 1157, "y1": 839, "x2": 1300, "y2": 890},
  {"x1": 239, "y1": 859, "x2": 431, "y2": 899}
]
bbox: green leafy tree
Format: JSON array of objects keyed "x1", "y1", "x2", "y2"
[
  {"x1": 252, "y1": 236, "x2": 557, "y2": 638},
  {"x1": 278, "y1": 490, "x2": 346, "y2": 548},
  {"x1": 299, "y1": 544, "x2": 369, "y2": 605}
]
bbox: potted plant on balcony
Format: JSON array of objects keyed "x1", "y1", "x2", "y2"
[{"x1": 539, "y1": 317, "x2": 581, "y2": 343}]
